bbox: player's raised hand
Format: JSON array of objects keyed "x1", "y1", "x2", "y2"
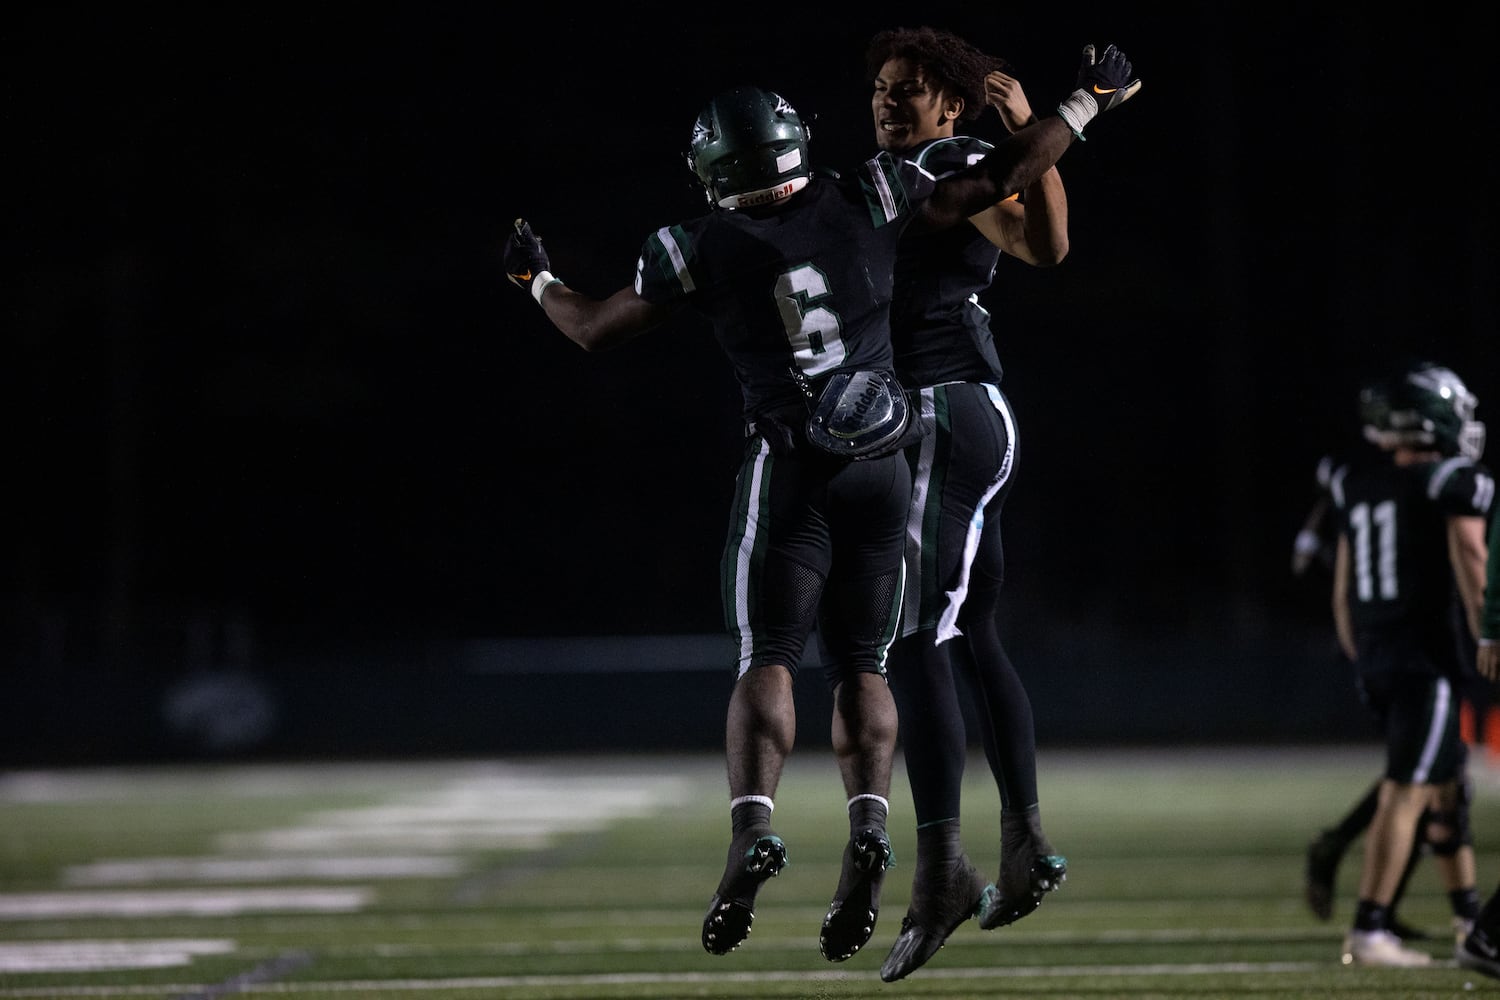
[
  {"x1": 1057, "y1": 43, "x2": 1141, "y2": 137},
  {"x1": 1078, "y1": 43, "x2": 1141, "y2": 114},
  {"x1": 984, "y1": 70, "x2": 1036, "y2": 134},
  {"x1": 503, "y1": 218, "x2": 548, "y2": 289},
  {"x1": 504, "y1": 218, "x2": 559, "y2": 304}
]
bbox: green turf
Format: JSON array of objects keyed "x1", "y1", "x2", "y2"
[{"x1": 1, "y1": 746, "x2": 1498, "y2": 998}]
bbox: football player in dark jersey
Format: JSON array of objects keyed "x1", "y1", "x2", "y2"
[
  {"x1": 1459, "y1": 505, "x2": 1500, "y2": 976},
  {"x1": 502, "y1": 48, "x2": 1140, "y2": 963},
  {"x1": 857, "y1": 27, "x2": 1073, "y2": 982},
  {"x1": 1299, "y1": 446, "x2": 1439, "y2": 941},
  {"x1": 1328, "y1": 361, "x2": 1491, "y2": 967}
]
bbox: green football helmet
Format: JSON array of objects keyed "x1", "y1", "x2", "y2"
[
  {"x1": 1361, "y1": 361, "x2": 1486, "y2": 460},
  {"x1": 686, "y1": 85, "x2": 812, "y2": 209}
]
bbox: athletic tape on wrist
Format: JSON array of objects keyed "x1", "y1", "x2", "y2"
[
  {"x1": 1294, "y1": 529, "x2": 1322, "y2": 557},
  {"x1": 531, "y1": 270, "x2": 563, "y2": 306},
  {"x1": 1056, "y1": 90, "x2": 1095, "y2": 141}
]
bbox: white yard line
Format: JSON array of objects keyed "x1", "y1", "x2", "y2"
[
  {"x1": 0, "y1": 940, "x2": 234, "y2": 973},
  {"x1": 0, "y1": 961, "x2": 1361, "y2": 996},
  {"x1": 64, "y1": 855, "x2": 464, "y2": 885},
  {"x1": 0, "y1": 888, "x2": 371, "y2": 919},
  {"x1": 1, "y1": 759, "x2": 704, "y2": 976}
]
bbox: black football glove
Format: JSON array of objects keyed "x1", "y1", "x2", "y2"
[
  {"x1": 1057, "y1": 43, "x2": 1141, "y2": 137},
  {"x1": 503, "y1": 218, "x2": 552, "y2": 298}
]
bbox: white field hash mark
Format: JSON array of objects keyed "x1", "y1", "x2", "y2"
[
  {"x1": 0, "y1": 888, "x2": 371, "y2": 919},
  {"x1": 64, "y1": 855, "x2": 464, "y2": 885},
  {"x1": 1, "y1": 760, "x2": 698, "y2": 974},
  {"x1": 0, "y1": 961, "x2": 1352, "y2": 996},
  {"x1": 0, "y1": 939, "x2": 234, "y2": 972}
]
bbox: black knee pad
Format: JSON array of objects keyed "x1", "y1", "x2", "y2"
[{"x1": 1426, "y1": 777, "x2": 1474, "y2": 857}]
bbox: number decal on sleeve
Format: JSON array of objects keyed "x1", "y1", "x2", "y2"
[{"x1": 773, "y1": 264, "x2": 846, "y2": 376}]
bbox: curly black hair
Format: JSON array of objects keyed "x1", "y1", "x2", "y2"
[{"x1": 865, "y1": 26, "x2": 1009, "y2": 123}]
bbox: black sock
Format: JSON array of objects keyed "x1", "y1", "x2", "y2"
[
  {"x1": 1452, "y1": 887, "x2": 1482, "y2": 921},
  {"x1": 731, "y1": 799, "x2": 772, "y2": 835},
  {"x1": 848, "y1": 795, "x2": 888, "y2": 835},
  {"x1": 915, "y1": 818, "x2": 963, "y2": 873},
  {"x1": 1354, "y1": 899, "x2": 1390, "y2": 932}
]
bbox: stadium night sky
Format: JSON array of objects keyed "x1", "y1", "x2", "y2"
[{"x1": 12, "y1": 6, "x2": 1496, "y2": 658}]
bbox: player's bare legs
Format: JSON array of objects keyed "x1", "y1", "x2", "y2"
[
  {"x1": 1343, "y1": 779, "x2": 1433, "y2": 966},
  {"x1": 829, "y1": 672, "x2": 897, "y2": 807},
  {"x1": 1423, "y1": 779, "x2": 1479, "y2": 944},
  {"x1": 725, "y1": 664, "x2": 795, "y2": 798},
  {"x1": 1360, "y1": 781, "x2": 1430, "y2": 903},
  {"x1": 821, "y1": 671, "x2": 898, "y2": 961},
  {"x1": 703, "y1": 664, "x2": 794, "y2": 955}
]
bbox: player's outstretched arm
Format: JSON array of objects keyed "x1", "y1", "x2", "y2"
[
  {"x1": 1448, "y1": 514, "x2": 1489, "y2": 642},
  {"x1": 1484, "y1": 514, "x2": 1500, "y2": 681},
  {"x1": 1331, "y1": 534, "x2": 1358, "y2": 662},
  {"x1": 503, "y1": 218, "x2": 673, "y2": 351},
  {"x1": 971, "y1": 70, "x2": 1069, "y2": 266},
  {"x1": 920, "y1": 41, "x2": 1140, "y2": 233}
]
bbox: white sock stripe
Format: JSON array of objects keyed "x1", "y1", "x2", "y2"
[
  {"x1": 847, "y1": 794, "x2": 889, "y2": 811},
  {"x1": 730, "y1": 794, "x2": 775, "y2": 811}
]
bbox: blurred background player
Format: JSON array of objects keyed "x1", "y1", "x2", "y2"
[
  {"x1": 1327, "y1": 361, "x2": 1490, "y2": 967},
  {"x1": 857, "y1": 26, "x2": 1083, "y2": 982},
  {"x1": 1457, "y1": 485, "x2": 1500, "y2": 976},
  {"x1": 1296, "y1": 449, "x2": 1439, "y2": 941}
]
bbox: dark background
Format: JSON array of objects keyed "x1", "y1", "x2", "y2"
[{"x1": 8, "y1": 6, "x2": 1497, "y2": 763}]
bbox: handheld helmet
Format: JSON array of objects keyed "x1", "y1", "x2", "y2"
[
  {"x1": 686, "y1": 85, "x2": 812, "y2": 209},
  {"x1": 1360, "y1": 361, "x2": 1486, "y2": 460}
]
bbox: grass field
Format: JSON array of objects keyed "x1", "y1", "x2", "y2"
[{"x1": 3, "y1": 745, "x2": 1500, "y2": 999}]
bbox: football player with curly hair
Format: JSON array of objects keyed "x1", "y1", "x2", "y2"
[
  {"x1": 862, "y1": 26, "x2": 1074, "y2": 981},
  {"x1": 503, "y1": 46, "x2": 1139, "y2": 965}
]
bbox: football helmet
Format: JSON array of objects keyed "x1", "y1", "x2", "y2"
[
  {"x1": 686, "y1": 85, "x2": 812, "y2": 209},
  {"x1": 1361, "y1": 361, "x2": 1486, "y2": 460}
]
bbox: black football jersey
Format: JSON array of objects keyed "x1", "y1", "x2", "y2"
[
  {"x1": 889, "y1": 136, "x2": 1006, "y2": 387},
  {"x1": 634, "y1": 153, "x2": 933, "y2": 421},
  {"x1": 1329, "y1": 453, "x2": 1496, "y2": 638}
]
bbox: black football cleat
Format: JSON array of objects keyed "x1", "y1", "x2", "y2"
[
  {"x1": 978, "y1": 809, "x2": 1066, "y2": 931},
  {"x1": 1304, "y1": 830, "x2": 1343, "y2": 921},
  {"x1": 701, "y1": 830, "x2": 787, "y2": 955},
  {"x1": 880, "y1": 853, "x2": 988, "y2": 982},
  {"x1": 819, "y1": 828, "x2": 893, "y2": 962},
  {"x1": 1458, "y1": 924, "x2": 1500, "y2": 979}
]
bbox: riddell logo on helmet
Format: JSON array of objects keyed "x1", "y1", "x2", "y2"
[{"x1": 739, "y1": 182, "x2": 798, "y2": 207}]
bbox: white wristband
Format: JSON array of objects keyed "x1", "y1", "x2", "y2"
[
  {"x1": 531, "y1": 269, "x2": 563, "y2": 306},
  {"x1": 1056, "y1": 89, "x2": 1097, "y2": 140},
  {"x1": 1293, "y1": 529, "x2": 1321, "y2": 558}
]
